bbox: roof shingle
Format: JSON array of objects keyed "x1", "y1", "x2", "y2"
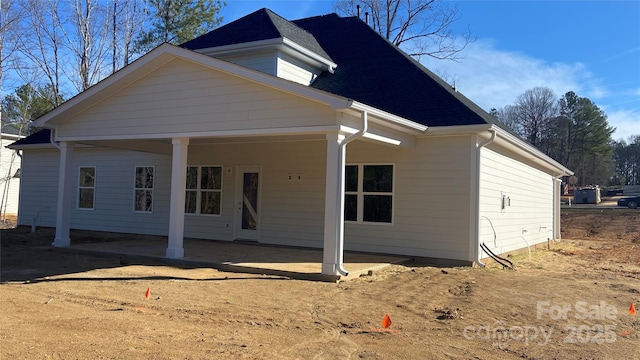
[{"x1": 181, "y1": 8, "x2": 332, "y2": 61}]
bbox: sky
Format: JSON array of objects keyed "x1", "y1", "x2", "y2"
[{"x1": 221, "y1": 0, "x2": 640, "y2": 141}]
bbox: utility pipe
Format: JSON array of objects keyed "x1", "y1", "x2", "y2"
[
  {"x1": 552, "y1": 174, "x2": 563, "y2": 241},
  {"x1": 333, "y1": 111, "x2": 369, "y2": 276},
  {"x1": 474, "y1": 129, "x2": 496, "y2": 268}
]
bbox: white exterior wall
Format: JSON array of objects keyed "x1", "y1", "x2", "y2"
[
  {"x1": 479, "y1": 146, "x2": 555, "y2": 255},
  {"x1": 18, "y1": 149, "x2": 62, "y2": 227},
  {"x1": 17, "y1": 136, "x2": 476, "y2": 261},
  {"x1": 56, "y1": 58, "x2": 336, "y2": 139},
  {"x1": 185, "y1": 141, "x2": 326, "y2": 246},
  {"x1": 1, "y1": 138, "x2": 22, "y2": 216},
  {"x1": 216, "y1": 51, "x2": 277, "y2": 75},
  {"x1": 18, "y1": 147, "x2": 171, "y2": 235},
  {"x1": 344, "y1": 136, "x2": 474, "y2": 260},
  {"x1": 276, "y1": 53, "x2": 320, "y2": 86},
  {"x1": 18, "y1": 141, "x2": 326, "y2": 247}
]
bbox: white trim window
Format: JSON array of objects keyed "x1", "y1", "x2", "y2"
[
  {"x1": 78, "y1": 166, "x2": 96, "y2": 210},
  {"x1": 134, "y1": 166, "x2": 154, "y2": 213},
  {"x1": 345, "y1": 164, "x2": 394, "y2": 223},
  {"x1": 185, "y1": 166, "x2": 223, "y2": 215}
]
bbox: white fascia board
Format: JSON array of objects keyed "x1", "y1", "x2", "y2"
[
  {"x1": 1, "y1": 133, "x2": 25, "y2": 141},
  {"x1": 54, "y1": 125, "x2": 341, "y2": 142},
  {"x1": 195, "y1": 38, "x2": 285, "y2": 56},
  {"x1": 195, "y1": 37, "x2": 337, "y2": 73},
  {"x1": 7, "y1": 143, "x2": 56, "y2": 150},
  {"x1": 492, "y1": 126, "x2": 574, "y2": 176},
  {"x1": 339, "y1": 100, "x2": 428, "y2": 132},
  {"x1": 425, "y1": 124, "x2": 573, "y2": 176},
  {"x1": 422, "y1": 124, "x2": 493, "y2": 136},
  {"x1": 339, "y1": 125, "x2": 402, "y2": 146},
  {"x1": 281, "y1": 38, "x2": 337, "y2": 73}
]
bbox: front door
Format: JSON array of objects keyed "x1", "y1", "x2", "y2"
[{"x1": 235, "y1": 166, "x2": 261, "y2": 241}]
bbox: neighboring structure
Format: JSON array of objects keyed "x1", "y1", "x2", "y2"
[
  {"x1": 1, "y1": 133, "x2": 23, "y2": 220},
  {"x1": 10, "y1": 9, "x2": 572, "y2": 276},
  {"x1": 573, "y1": 187, "x2": 601, "y2": 204}
]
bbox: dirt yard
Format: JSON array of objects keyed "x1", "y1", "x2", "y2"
[{"x1": 1, "y1": 209, "x2": 639, "y2": 359}]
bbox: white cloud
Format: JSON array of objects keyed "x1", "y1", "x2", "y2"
[
  {"x1": 418, "y1": 40, "x2": 639, "y2": 140},
  {"x1": 419, "y1": 40, "x2": 601, "y2": 111},
  {"x1": 605, "y1": 109, "x2": 640, "y2": 141}
]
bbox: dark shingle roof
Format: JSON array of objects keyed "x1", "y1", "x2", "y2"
[
  {"x1": 181, "y1": 8, "x2": 332, "y2": 61},
  {"x1": 9, "y1": 129, "x2": 51, "y2": 147},
  {"x1": 293, "y1": 14, "x2": 497, "y2": 127}
]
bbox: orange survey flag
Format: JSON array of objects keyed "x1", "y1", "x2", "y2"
[
  {"x1": 382, "y1": 314, "x2": 392, "y2": 328},
  {"x1": 145, "y1": 288, "x2": 151, "y2": 299},
  {"x1": 630, "y1": 303, "x2": 636, "y2": 316}
]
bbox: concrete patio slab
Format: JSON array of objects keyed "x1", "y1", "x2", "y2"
[{"x1": 57, "y1": 237, "x2": 409, "y2": 282}]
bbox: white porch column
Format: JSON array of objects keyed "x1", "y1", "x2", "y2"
[
  {"x1": 53, "y1": 141, "x2": 75, "y2": 247},
  {"x1": 322, "y1": 133, "x2": 344, "y2": 275},
  {"x1": 166, "y1": 137, "x2": 189, "y2": 258}
]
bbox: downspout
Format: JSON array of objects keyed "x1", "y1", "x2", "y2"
[
  {"x1": 49, "y1": 128, "x2": 61, "y2": 149},
  {"x1": 474, "y1": 129, "x2": 496, "y2": 268},
  {"x1": 334, "y1": 111, "x2": 369, "y2": 276},
  {"x1": 552, "y1": 174, "x2": 563, "y2": 242}
]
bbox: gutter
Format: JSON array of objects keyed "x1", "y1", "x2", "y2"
[
  {"x1": 333, "y1": 110, "x2": 369, "y2": 277},
  {"x1": 49, "y1": 129, "x2": 61, "y2": 149},
  {"x1": 474, "y1": 129, "x2": 496, "y2": 268}
]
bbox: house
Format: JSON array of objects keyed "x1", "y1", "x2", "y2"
[
  {"x1": 9, "y1": 9, "x2": 572, "y2": 276},
  {"x1": 1, "y1": 132, "x2": 23, "y2": 220}
]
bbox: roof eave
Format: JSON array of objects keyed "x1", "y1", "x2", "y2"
[{"x1": 424, "y1": 124, "x2": 573, "y2": 176}]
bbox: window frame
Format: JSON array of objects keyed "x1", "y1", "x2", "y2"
[
  {"x1": 344, "y1": 163, "x2": 395, "y2": 225},
  {"x1": 77, "y1": 166, "x2": 96, "y2": 210},
  {"x1": 133, "y1": 166, "x2": 155, "y2": 213},
  {"x1": 185, "y1": 165, "x2": 223, "y2": 216}
]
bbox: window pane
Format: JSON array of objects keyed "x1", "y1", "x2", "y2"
[
  {"x1": 363, "y1": 165, "x2": 393, "y2": 192},
  {"x1": 363, "y1": 195, "x2": 392, "y2": 223},
  {"x1": 345, "y1": 194, "x2": 357, "y2": 221},
  {"x1": 135, "y1": 167, "x2": 154, "y2": 189},
  {"x1": 135, "y1": 190, "x2": 153, "y2": 212},
  {"x1": 185, "y1": 190, "x2": 197, "y2": 213},
  {"x1": 186, "y1": 167, "x2": 198, "y2": 190},
  {"x1": 79, "y1": 189, "x2": 94, "y2": 209},
  {"x1": 200, "y1": 191, "x2": 221, "y2": 215},
  {"x1": 79, "y1": 167, "x2": 95, "y2": 187},
  {"x1": 345, "y1": 165, "x2": 358, "y2": 192},
  {"x1": 201, "y1": 167, "x2": 221, "y2": 190}
]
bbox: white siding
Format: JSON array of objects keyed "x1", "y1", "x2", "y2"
[
  {"x1": 17, "y1": 149, "x2": 61, "y2": 227},
  {"x1": 276, "y1": 53, "x2": 321, "y2": 86},
  {"x1": 56, "y1": 58, "x2": 336, "y2": 139},
  {"x1": 185, "y1": 141, "x2": 326, "y2": 247},
  {"x1": 18, "y1": 147, "x2": 171, "y2": 235},
  {"x1": 1, "y1": 138, "x2": 21, "y2": 216},
  {"x1": 479, "y1": 146, "x2": 555, "y2": 255},
  {"x1": 216, "y1": 51, "x2": 276, "y2": 75},
  {"x1": 18, "y1": 136, "x2": 477, "y2": 262},
  {"x1": 344, "y1": 136, "x2": 474, "y2": 260}
]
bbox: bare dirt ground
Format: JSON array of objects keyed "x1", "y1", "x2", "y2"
[{"x1": 1, "y1": 209, "x2": 639, "y2": 359}]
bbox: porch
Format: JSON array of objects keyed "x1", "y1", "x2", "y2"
[{"x1": 58, "y1": 236, "x2": 409, "y2": 282}]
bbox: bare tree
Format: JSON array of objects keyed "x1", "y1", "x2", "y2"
[
  {"x1": 1, "y1": 0, "x2": 22, "y2": 89},
  {"x1": 13, "y1": 0, "x2": 65, "y2": 105},
  {"x1": 109, "y1": 0, "x2": 144, "y2": 73},
  {"x1": 334, "y1": 0, "x2": 473, "y2": 60},
  {"x1": 62, "y1": 0, "x2": 111, "y2": 91},
  {"x1": 503, "y1": 87, "x2": 558, "y2": 148}
]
